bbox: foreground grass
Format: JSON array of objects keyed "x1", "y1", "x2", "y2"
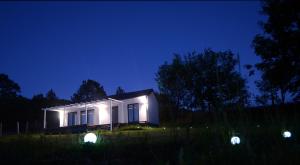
[{"x1": 0, "y1": 124, "x2": 299, "y2": 164}]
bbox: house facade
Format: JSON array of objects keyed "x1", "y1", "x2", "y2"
[{"x1": 43, "y1": 89, "x2": 159, "y2": 130}]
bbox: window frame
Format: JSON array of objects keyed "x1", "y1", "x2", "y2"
[
  {"x1": 80, "y1": 111, "x2": 86, "y2": 125},
  {"x1": 87, "y1": 109, "x2": 94, "y2": 125},
  {"x1": 68, "y1": 112, "x2": 77, "y2": 126},
  {"x1": 127, "y1": 103, "x2": 139, "y2": 123}
]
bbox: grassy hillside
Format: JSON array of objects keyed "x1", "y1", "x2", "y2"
[{"x1": 0, "y1": 123, "x2": 299, "y2": 164}]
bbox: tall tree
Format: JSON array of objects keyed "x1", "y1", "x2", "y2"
[
  {"x1": 255, "y1": 77, "x2": 279, "y2": 106},
  {"x1": 252, "y1": 0, "x2": 300, "y2": 103},
  {"x1": 115, "y1": 86, "x2": 125, "y2": 95},
  {"x1": 32, "y1": 94, "x2": 45, "y2": 101},
  {"x1": 156, "y1": 49, "x2": 248, "y2": 113},
  {"x1": 0, "y1": 73, "x2": 21, "y2": 99},
  {"x1": 186, "y1": 49, "x2": 248, "y2": 111},
  {"x1": 46, "y1": 89, "x2": 58, "y2": 101},
  {"x1": 157, "y1": 93, "x2": 175, "y2": 122},
  {"x1": 156, "y1": 54, "x2": 189, "y2": 118},
  {"x1": 45, "y1": 89, "x2": 64, "y2": 107},
  {"x1": 71, "y1": 79, "x2": 106, "y2": 102}
]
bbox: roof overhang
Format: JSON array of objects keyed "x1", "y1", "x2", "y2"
[{"x1": 43, "y1": 97, "x2": 123, "y2": 111}]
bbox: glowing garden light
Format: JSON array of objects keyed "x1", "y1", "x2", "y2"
[
  {"x1": 282, "y1": 131, "x2": 292, "y2": 138},
  {"x1": 84, "y1": 133, "x2": 97, "y2": 143},
  {"x1": 231, "y1": 136, "x2": 240, "y2": 145}
]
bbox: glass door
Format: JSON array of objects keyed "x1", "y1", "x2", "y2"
[
  {"x1": 128, "y1": 103, "x2": 139, "y2": 123},
  {"x1": 80, "y1": 111, "x2": 86, "y2": 125},
  {"x1": 87, "y1": 110, "x2": 94, "y2": 125},
  {"x1": 68, "y1": 112, "x2": 77, "y2": 126},
  {"x1": 112, "y1": 106, "x2": 118, "y2": 124}
]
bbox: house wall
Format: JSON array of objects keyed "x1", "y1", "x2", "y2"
[
  {"x1": 148, "y1": 93, "x2": 159, "y2": 125},
  {"x1": 58, "y1": 105, "x2": 100, "y2": 127},
  {"x1": 98, "y1": 102, "x2": 110, "y2": 125},
  {"x1": 55, "y1": 93, "x2": 159, "y2": 127},
  {"x1": 98, "y1": 97, "x2": 148, "y2": 124},
  {"x1": 119, "y1": 96, "x2": 148, "y2": 123}
]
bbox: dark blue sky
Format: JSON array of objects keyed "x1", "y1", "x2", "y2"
[{"x1": 0, "y1": 2, "x2": 264, "y2": 100}]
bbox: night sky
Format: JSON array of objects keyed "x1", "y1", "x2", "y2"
[{"x1": 0, "y1": 2, "x2": 264, "y2": 100}]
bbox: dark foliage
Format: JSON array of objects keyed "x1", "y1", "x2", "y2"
[
  {"x1": 115, "y1": 86, "x2": 125, "y2": 95},
  {"x1": 71, "y1": 79, "x2": 107, "y2": 102},
  {"x1": 0, "y1": 74, "x2": 20, "y2": 99},
  {"x1": 252, "y1": 0, "x2": 300, "y2": 103},
  {"x1": 156, "y1": 49, "x2": 248, "y2": 115},
  {"x1": 0, "y1": 74, "x2": 70, "y2": 134},
  {"x1": 255, "y1": 78, "x2": 280, "y2": 106}
]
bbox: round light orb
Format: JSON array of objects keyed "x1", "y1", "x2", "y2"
[
  {"x1": 282, "y1": 131, "x2": 292, "y2": 138},
  {"x1": 231, "y1": 136, "x2": 240, "y2": 145},
  {"x1": 84, "y1": 133, "x2": 97, "y2": 143}
]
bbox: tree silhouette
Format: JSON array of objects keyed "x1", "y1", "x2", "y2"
[
  {"x1": 252, "y1": 0, "x2": 300, "y2": 103},
  {"x1": 71, "y1": 79, "x2": 106, "y2": 102},
  {"x1": 46, "y1": 89, "x2": 58, "y2": 101},
  {"x1": 0, "y1": 73, "x2": 20, "y2": 99},
  {"x1": 156, "y1": 54, "x2": 188, "y2": 118},
  {"x1": 115, "y1": 86, "x2": 125, "y2": 95},
  {"x1": 156, "y1": 49, "x2": 248, "y2": 112},
  {"x1": 255, "y1": 78, "x2": 279, "y2": 106}
]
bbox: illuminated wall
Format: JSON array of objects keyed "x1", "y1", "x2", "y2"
[
  {"x1": 50, "y1": 92, "x2": 159, "y2": 127},
  {"x1": 59, "y1": 110, "x2": 64, "y2": 127},
  {"x1": 98, "y1": 103, "x2": 110, "y2": 125}
]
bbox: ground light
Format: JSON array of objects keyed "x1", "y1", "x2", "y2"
[
  {"x1": 231, "y1": 136, "x2": 240, "y2": 145},
  {"x1": 84, "y1": 133, "x2": 97, "y2": 143},
  {"x1": 282, "y1": 131, "x2": 292, "y2": 138}
]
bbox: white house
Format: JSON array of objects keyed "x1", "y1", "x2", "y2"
[{"x1": 43, "y1": 89, "x2": 159, "y2": 131}]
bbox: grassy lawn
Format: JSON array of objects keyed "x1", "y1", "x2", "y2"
[{"x1": 0, "y1": 123, "x2": 299, "y2": 164}]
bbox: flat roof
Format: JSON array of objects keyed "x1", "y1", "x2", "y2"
[{"x1": 43, "y1": 88, "x2": 154, "y2": 111}]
